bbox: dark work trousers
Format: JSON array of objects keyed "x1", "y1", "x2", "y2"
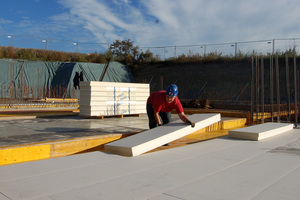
[{"x1": 146, "y1": 103, "x2": 171, "y2": 129}]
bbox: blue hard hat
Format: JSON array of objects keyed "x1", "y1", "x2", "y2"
[{"x1": 166, "y1": 84, "x2": 178, "y2": 97}]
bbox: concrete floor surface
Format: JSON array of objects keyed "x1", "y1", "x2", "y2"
[
  {"x1": 0, "y1": 126, "x2": 299, "y2": 200},
  {"x1": 0, "y1": 114, "x2": 150, "y2": 147}
]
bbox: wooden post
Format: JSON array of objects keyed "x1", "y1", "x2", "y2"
[
  {"x1": 99, "y1": 58, "x2": 111, "y2": 81},
  {"x1": 160, "y1": 75, "x2": 164, "y2": 90}
]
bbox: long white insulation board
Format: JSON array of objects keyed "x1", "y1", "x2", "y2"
[
  {"x1": 228, "y1": 122, "x2": 294, "y2": 141},
  {"x1": 105, "y1": 113, "x2": 221, "y2": 156}
]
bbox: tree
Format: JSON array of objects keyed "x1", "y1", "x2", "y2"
[
  {"x1": 138, "y1": 50, "x2": 155, "y2": 62},
  {"x1": 109, "y1": 39, "x2": 139, "y2": 62},
  {"x1": 109, "y1": 39, "x2": 156, "y2": 65}
]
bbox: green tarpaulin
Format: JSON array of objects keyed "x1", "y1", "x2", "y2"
[{"x1": 0, "y1": 59, "x2": 135, "y2": 99}]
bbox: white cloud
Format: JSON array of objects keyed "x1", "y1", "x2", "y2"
[
  {"x1": 0, "y1": 18, "x2": 12, "y2": 24},
  {"x1": 53, "y1": 0, "x2": 300, "y2": 50},
  {"x1": 57, "y1": 0, "x2": 139, "y2": 42}
]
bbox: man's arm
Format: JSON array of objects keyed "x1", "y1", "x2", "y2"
[
  {"x1": 154, "y1": 110, "x2": 162, "y2": 126},
  {"x1": 178, "y1": 112, "x2": 195, "y2": 127}
]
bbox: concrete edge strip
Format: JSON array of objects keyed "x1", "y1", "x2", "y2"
[{"x1": 0, "y1": 134, "x2": 124, "y2": 166}]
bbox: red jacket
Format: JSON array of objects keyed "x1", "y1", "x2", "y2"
[{"x1": 147, "y1": 91, "x2": 184, "y2": 113}]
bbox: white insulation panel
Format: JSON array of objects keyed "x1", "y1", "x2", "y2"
[
  {"x1": 105, "y1": 113, "x2": 221, "y2": 156},
  {"x1": 80, "y1": 81, "x2": 149, "y2": 117},
  {"x1": 228, "y1": 122, "x2": 294, "y2": 141}
]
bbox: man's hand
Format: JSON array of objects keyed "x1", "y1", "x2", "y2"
[{"x1": 186, "y1": 120, "x2": 195, "y2": 128}]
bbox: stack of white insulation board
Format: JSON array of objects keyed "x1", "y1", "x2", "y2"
[{"x1": 79, "y1": 81, "x2": 150, "y2": 117}]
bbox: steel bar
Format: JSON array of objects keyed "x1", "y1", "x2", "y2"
[
  {"x1": 294, "y1": 53, "x2": 298, "y2": 127},
  {"x1": 275, "y1": 54, "x2": 280, "y2": 122},
  {"x1": 251, "y1": 56, "x2": 255, "y2": 124},
  {"x1": 285, "y1": 53, "x2": 291, "y2": 122},
  {"x1": 261, "y1": 56, "x2": 264, "y2": 123},
  {"x1": 256, "y1": 56, "x2": 259, "y2": 124},
  {"x1": 270, "y1": 54, "x2": 274, "y2": 122}
]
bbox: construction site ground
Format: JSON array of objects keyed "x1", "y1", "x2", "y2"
[
  {"x1": 0, "y1": 105, "x2": 299, "y2": 200},
  {"x1": 0, "y1": 105, "x2": 249, "y2": 166}
]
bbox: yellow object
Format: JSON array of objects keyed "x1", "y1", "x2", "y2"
[
  {"x1": 0, "y1": 134, "x2": 127, "y2": 166},
  {"x1": 0, "y1": 145, "x2": 51, "y2": 165}
]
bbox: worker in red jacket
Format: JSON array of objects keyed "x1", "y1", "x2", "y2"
[{"x1": 146, "y1": 84, "x2": 195, "y2": 129}]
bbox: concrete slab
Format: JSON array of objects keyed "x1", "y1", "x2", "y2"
[
  {"x1": 0, "y1": 115, "x2": 149, "y2": 147},
  {"x1": 105, "y1": 113, "x2": 221, "y2": 156},
  {"x1": 0, "y1": 110, "x2": 246, "y2": 148},
  {"x1": 0, "y1": 127, "x2": 299, "y2": 200},
  {"x1": 228, "y1": 122, "x2": 294, "y2": 141}
]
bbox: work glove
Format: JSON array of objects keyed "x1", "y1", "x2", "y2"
[{"x1": 187, "y1": 120, "x2": 195, "y2": 128}]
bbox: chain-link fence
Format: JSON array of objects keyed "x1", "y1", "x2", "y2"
[
  {"x1": 0, "y1": 33, "x2": 110, "y2": 54},
  {"x1": 1, "y1": 33, "x2": 300, "y2": 58},
  {"x1": 142, "y1": 38, "x2": 300, "y2": 60}
]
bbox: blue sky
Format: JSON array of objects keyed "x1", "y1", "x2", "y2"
[{"x1": 1, "y1": 0, "x2": 300, "y2": 55}]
